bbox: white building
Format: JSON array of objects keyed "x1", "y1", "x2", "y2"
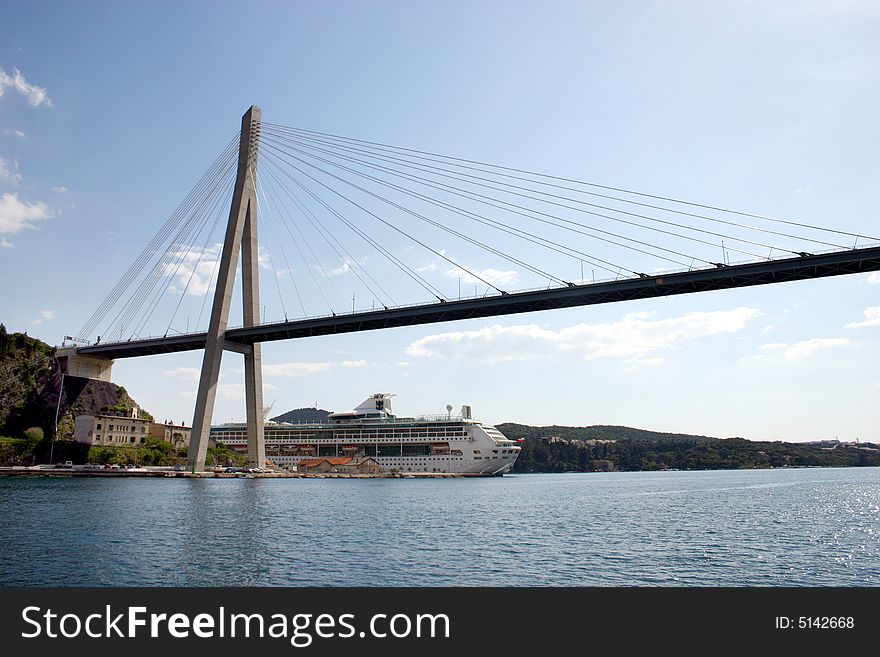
[{"x1": 72, "y1": 407, "x2": 151, "y2": 446}]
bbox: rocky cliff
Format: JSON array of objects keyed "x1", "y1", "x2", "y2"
[{"x1": 0, "y1": 324, "x2": 147, "y2": 439}]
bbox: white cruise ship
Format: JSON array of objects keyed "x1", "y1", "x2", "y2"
[{"x1": 210, "y1": 393, "x2": 521, "y2": 476}]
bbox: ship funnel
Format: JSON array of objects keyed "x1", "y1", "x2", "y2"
[{"x1": 461, "y1": 404, "x2": 472, "y2": 419}]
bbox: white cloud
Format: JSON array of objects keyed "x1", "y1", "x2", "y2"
[
  {"x1": 262, "y1": 360, "x2": 368, "y2": 377},
  {"x1": 0, "y1": 192, "x2": 52, "y2": 234},
  {"x1": 328, "y1": 258, "x2": 353, "y2": 276},
  {"x1": 52, "y1": 186, "x2": 67, "y2": 193},
  {"x1": 0, "y1": 156, "x2": 22, "y2": 184},
  {"x1": 845, "y1": 306, "x2": 880, "y2": 329},
  {"x1": 446, "y1": 266, "x2": 519, "y2": 287},
  {"x1": 754, "y1": 338, "x2": 850, "y2": 361},
  {"x1": 1, "y1": 237, "x2": 12, "y2": 248},
  {"x1": 406, "y1": 307, "x2": 760, "y2": 365},
  {"x1": 31, "y1": 309, "x2": 56, "y2": 325},
  {"x1": 163, "y1": 367, "x2": 201, "y2": 382},
  {"x1": 416, "y1": 262, "x2": 439, "y2": 273},
  {"x1": 331, "y1": 261, "x2": 350, "y2": 276},
  {"x1": 2, "y1": 129, "x2": 26, "y2": 138},
  {"x1": 218, "y1": 384, "x2": 245, "y2": 402},
  {"x1": 761, "y1": 324, "x2": 776, "y2": 334},
  {"x1": 867, "y1": 272, "x2": 880, "y2": 285},
  {"x1": 0, "y1": 67, "x2": 53, "y2": 107},
  {"x1": 162, "y1": 243, "x2": 222, "y2": 296},
  {"x1": 216, "y1": 382, "x2": 279, "y2": 402},
  {"x1": 258, "y1": 245, "x2": 272, "y2": 270}
]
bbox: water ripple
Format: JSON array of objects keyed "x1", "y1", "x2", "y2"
[{"x1": 1, "y1": 468, "x2": 878, "y2": 586}]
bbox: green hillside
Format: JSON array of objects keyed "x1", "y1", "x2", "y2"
[
  {"x1": 0, "y1": 324, "x2": 150, "y2": 464},
  {"x1": 498, "y1": 423, "x2": 880, "y2": 472}
]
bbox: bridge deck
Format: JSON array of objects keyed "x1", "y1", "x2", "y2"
[{"x1": 76, "y1": 245, "x2": 880, "y2": 359}]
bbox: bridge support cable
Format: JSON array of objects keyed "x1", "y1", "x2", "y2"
[
  {"x1": 261, "y1": 136, "x2": 681, "y2": 277},
  {"x1": 261, "y1": 166, "x2": 395, "y2": 311},
  {"x1": 263, "y1": 129, "x2": 788, "y2": 261},
  {"x1": 261, "y1": 135, "x2": 710, "y2": 273},
  {"x1": 134, "y1": 170, "x2": 238, "y2": 338},
  {"x1": 262, "y1": 138, "x2": 692, "y2": 279},
  {"x1": 258, "y1": 151, "x2": 449, "y2": 302},
  {"x1": 75, "y1": 135, "x2": 240, "y2": 342},
  {"x1": 253, "y1": 175, "x2": 306, "y2": 318},
  {"x1": 259, "y1": 149, "x2": 510, "y2": 296},
  {"x1": 162, "y1": 176, "x2": 238, "y2": 336},
  {"x1": 257, "y1": 167, "x2": 345, "y2": 315},
  {"x1": 250, "y1": 175, "x2": 289, "y2": 322},
  {"x1": 261, "y1": 164, "x2": 396, "y2": 309},
  {"x1": 259, "y1": 140, "x2": 633, "y2": 281},
  {"x1": 99, "y1": 150, "x2": 239, "y2": 340},
  {"x1": 258, "y1": 173, "x2": 350, "y2": 313},
  {"x1": 98, "y1": 147, "x2": 238, "y2": 341},
  {"x1": 263, "y1": 123, "x2": 880, "y2": 245},
  {"x1": 261, "y1": 130, "x2": 816, "y2": 266},
  {"x1": 261, "y1": 139, "x2": 596, "y2": 284}
]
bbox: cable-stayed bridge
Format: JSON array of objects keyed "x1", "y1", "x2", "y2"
[{"x1": 61, "y1": 107, "x2": 880, "y2": 471}]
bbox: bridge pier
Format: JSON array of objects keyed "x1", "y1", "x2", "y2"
[{"x1": 187, "y1": 106, "x2": 265, "y2": 472}]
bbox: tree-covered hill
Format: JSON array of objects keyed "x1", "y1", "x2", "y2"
[
  {"x1": 271, "y1": 407, "x2": 331, "y2": 423},
  {"x1": 497, "y1": 422, "x2": 880, "y2": 472},
  {"x1": 0, "y1": 324, "x2": 147, "y2": 441}
]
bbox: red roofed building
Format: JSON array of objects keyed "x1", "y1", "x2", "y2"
[{"x1": 297, "y1": 457, "x2": 381, "y2": 475}]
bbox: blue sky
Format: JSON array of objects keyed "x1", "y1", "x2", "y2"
[{"x1": 1, "y1": 1, "x2": 878, "y2": 441}]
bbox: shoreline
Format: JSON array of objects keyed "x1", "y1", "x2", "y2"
[{"x1": 0, "y1": 466, "x2": 463, "y2": 479}]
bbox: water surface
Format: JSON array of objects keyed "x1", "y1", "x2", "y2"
[{"x1": 1, "y1": 468, "x2": 878, "y2": 586}]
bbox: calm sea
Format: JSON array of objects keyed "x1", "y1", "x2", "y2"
[{"x1": 1, "y1": 468, "x2": 878, "y2": 586}]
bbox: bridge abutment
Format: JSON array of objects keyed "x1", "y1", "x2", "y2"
[{"x1": 56, "y1": 347, "x2": 114, "y2": 381}]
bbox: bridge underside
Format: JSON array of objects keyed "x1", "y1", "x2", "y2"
[{"x1": 76, "y1": 245, "x2": 880, "y2": 360}]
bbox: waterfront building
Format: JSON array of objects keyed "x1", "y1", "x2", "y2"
[
  {"x1": 72, "y1": 407, "x2": 150, "y2": 446},
  {"x1": 296, "y1": 457, "x2": 382, "y2": 474},
  {"x1": 149, "y1": 420, "x2": 192, "y2": 450}
]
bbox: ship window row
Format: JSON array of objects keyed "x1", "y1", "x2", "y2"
[
  {"x1": 380, "y1": 458, "x2": 463, "y2": 464},
  {"x1": 212, "y1": 432, "x2": 467, "y2": 440},
  {"x1": 272, "y1": 456, "x2": 465, "y2": 461},
  {"x1": 268, "y1": 437, "x2": 466, "y2": 443},
  {"x1": 267, "y1": 435, "x2": 468, "y2": 440},
  {"x1": 333, "y1": 432, "x2": 467, "y2": 438}
]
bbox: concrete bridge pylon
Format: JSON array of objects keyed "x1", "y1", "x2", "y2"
[{"x1": 187, "y1": 106, "x2": 265, "y2": 472}]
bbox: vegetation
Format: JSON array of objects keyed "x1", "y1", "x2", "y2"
[
  {"x1": 0, "y1": 325, "x2": 56, "y2": 436},
  {"x1": 206, "y1": 442, "x2": 247, "y2": 467},
  {"x1": 101, "y1": 403, "x2": 154, "y2": 421},
  {"x1": 0, "y1": 324, "x2": 147, "y2": 442},
  {"x1": 501, "y1": 423, "x2": 880, "y2": 473},
  {"x1": 271, "y1": 406, "x2": 330, "y2": 423},
  {"x1": 87, "y1": 438, "x2": 185, "y2": 466},
  {"x1": 0, "y1": 433, "x2": 249, "y2": 468}
]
